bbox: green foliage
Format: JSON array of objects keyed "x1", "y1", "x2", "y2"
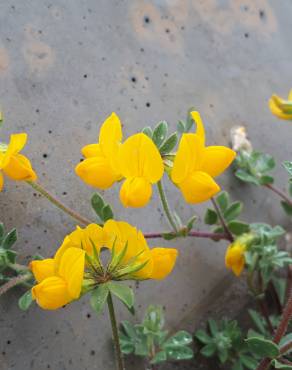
[
  {"x1": 91, "y1": 193, "x2": 114, "y2": 223},
  {"x1": 119, "y1": 305, "x2": 193, "y2": 364},
  {"x1": 18, "y1": 290, "x2": 33, "y2": 311},
  {"x1": 283, "y1": 161, "x2": 292, "y2": 177},
  {"x1": 246, "y1": 337, "x2": 279, "y2": 358},
  {"x1": 0, "y1": 223, "x2": 18, "y2": 274},
  {"x1": 143, "y1": 121, "x2": 178, "y2": 155},
  {"x1": 204, "y1": 192, "x2": 249, "y2": 237},
  {"x1": 234, "y1": 150, "x2": 275, "y2": 186},
  {"x1": 195, "y1": 318, "x2": 257, "y2": 369},
  {"x1": 176, "y1": 107, "x2": 196, "y2": 133}
]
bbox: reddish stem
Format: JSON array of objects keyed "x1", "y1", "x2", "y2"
[
  {"x1": 265, "y1": 183, "x2": 292, "y2": 207},
  {"x1": 144, "y1": 231, "x2": 231, "y2": 241}
]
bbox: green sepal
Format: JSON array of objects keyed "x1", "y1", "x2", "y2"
[
  {"x1": 18, "y1": 290, "x2": 33, "y2": 311},
  {"x1": 90, "y1": 283, "x2": 110, "y2": 314}
]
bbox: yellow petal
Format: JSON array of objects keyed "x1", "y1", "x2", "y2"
[
  {"x1": 99, "y1": 112, "x2": 122, "y2": 173},
  {"x1": 0, "y1": 171, "x2": 3, "y2": 191},
  {"x1": 131, "y1": 248, "x2": 154, "y2": 280},
  {"x1": 190, "y1": 111, "x2": 205, "y2": 143},
  {"x1": 81, "y1": 144, "x2": 103, "y2": 158},
  {"x1": 118, "y1": 133, "x2": 164, "y2": 182},
  {"x1": 7, "y1": 133, "x2": 27, "y2": 155},
  {"x1": 58, "y1": 247, "x2": 85, "y2": 299},
  {"x1": 179, "y1": 171, "x2": 220, "y2": 203},
  {"x1": 32, "y1": 276, "x2": 72, "y2": 310},
  {"x1": 3, "y1": 154, "x2": 37, "y2": 181},
  {"x1": 149, "y1": 248, "x2": 178, "y2": 279},
  {"x1": 288, "y1": 89, "x2": 292, "y2": 101},
  {"x1": 225, "y1": 243, "x2": 245, "y2": 277},
  {"x1": 201, "y1": 146, "x2": 236, "y2": 177},
  {"x1": 120, "y1": 177, "x2": 152, "y2": 208},
  {"x1": 75, "y1": 156, "x2": 119, "y2": 189},
  {"x1": 68, "y1": 224, "x2": 105, "y2": 256},
  {"x1": 269, "y1": 97, "x2": 292, "y2": 120},
  {"x1": 30, "y1": 259, "x2": 55, "y2": 283},
  {"x1": 171, "y1": 134, "x2": 204, "y2": 184}
]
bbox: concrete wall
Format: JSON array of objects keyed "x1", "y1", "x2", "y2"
[{"x1": 0, "y1": 1, "x2": 292, "y2": 369}]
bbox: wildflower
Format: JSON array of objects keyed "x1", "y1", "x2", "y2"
[
  {"x1": 30, "y1": 247, "x2": 85, "y2": 310},
  {"x1": 225, "y1": 242, "x2": 246, "y2": 276},
  {"x1": 269, "y1": 90, "x2": 292, "y2": 120},
  {"x1": 171, "y1": 111, "x2": 236, "y2": 203},
  {"x1": 118, "y1": 133, "x2": 164, "y2": 207},
  {"x1": 75, "y1": 112, "x2": 123, "y2": 189},
  {"x1": 0, "y1": 133, "x2": 37, "y2": 191},
  {"x1": 30, "y1": 220, "x2": 177, "y2": 310}
]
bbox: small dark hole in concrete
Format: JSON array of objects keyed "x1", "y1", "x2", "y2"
[
  {"x1": 140, "y1": 47, "x2": 144, "y2": 52},
  {"x1": 181, "y1": 26, "x2": 185, "y2": 30},
  {"x1": 2, "y1": 352, "x2": 6, "y2": 355},
  {"x1": 146, "y1": 102, "x2": 151, "y2": 107},
  {"x1": 55, "y1": 330, "x2": 59, "y2": 335},
  {"x1": 165, "y1": 28, "x2": 170, "y2": 33},
  {"x1": 144, "y1": 16, "x2": 150, "y2": 24},
  {"x1": 44, "y1": 230, "x2": 47, "y2": 233},
  {"x1": 90, "y1": 350, "x2": 95, "y2": 356},
  {"x1": 36, "y1": 109, "x2": 40, "y2": 113},
  {"x1": 83, "y1": 74, "x2": 87, "y2": 78},
  {"x1": 43, "y1": 153, "x2": 48, "y2": 158},
  {"x1": 37, "y1": 246, "x2": 41, "y2": 250},
  {"x1": 259, "y1": 9, "x2": 265, "y2": 19},
  {"x1": 86, "y1": 313, "x2": 91, "y2": 318},
  {"x1": 131, "y1": 77, "x2": 137, "y2": 83},
  {"x1": 6, "y1": 340, "x2": 11, "y2": 345},
  {"x1": 244, "y1": 32, "x2": 249, "y2": 38},
  {"x1": 33, "y1": 193, "x2": 37, "y2": 197},
  {"x1": 62, "y1": 191, "x2": 67, "y2": 196},
  {"x1": 48, "y1": 130, "x2": 52, "y2": 134}
]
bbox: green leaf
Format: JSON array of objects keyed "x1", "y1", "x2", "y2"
[
  {"x1": 289, "y1": 183, "x2": 292, "y2": 197},
  {"x1": 2, "y1": 228, "x2": 17, "y2": 249},
  {"x1": 281, "y1": 201, "x2": 292, "y2": 216},
  {"x1": 151, "y1": 351, "x2": 167, "y2": 364},
  {"x1": 185, "y1": 107, "x2": 195, "y2": 132},
  {"x1": 177, "y1": 120, "x2": 185, "y2": 133},
  {"x1": 218, "y1": 349, "x2": 228, "y2": 364},
  {"x1": 259, "y1": 175, "x2": 274, "y2": 185},
  {"x1": 159, "y1": 133, "x2": 178, "y2": 155},
  {"x1": 239, "y1": 354, "x2": 258, "y2": 369},
  {"x1": 204, "y1": 209, "x2": 218, "y2": 225},
  {"x1": 223, "y1": 202, "x2": 243, "y2": 222},
  {"x1": 109, "y1": 282, "x2": 134, "y2": 309},
  {"x1": 216, "y1": 192, "x2": 229, "y2": 212},
  {"x1": 91, "y1": 193, "x2": 105, "y2": 218},
  {"x1": 246, "y1": 337, "x2": 279, "y2": 358},
  {"x1": 152, "y1": 121, "x2": 168, "y2": 148},
  {"x1": 166, "y1": 346, "x2": 193, "y2": 360},
  {"x1": 235, "y1": 169, "x2": 260, "y2": 185},
  {"x1": 195, "y1": 329, "x2": 212, "y2": 344},
  {"x1": 279, "y1": 333, "x2": 292, "y2": 354},
  {"x1": 272, "y1": 277, "x2": 287, "y2": 306},
  {"x1": 208, "y1": 319, "x2": 218, "y2": 336},
  {"x1": 187, "y1": 215, "x2": 197, "y2": 231},
  {"x1": 18, "y1": 290, "x2": 33, "y2": 311},
  {"x1": 142, "y1": 126, "x2": 153, "y2": 138},
  {"x1": 228, "y1": 221, "x2": 249, "y2": 236},
  {"x1": 248, "y1": 309, "x2": 266, "y2": 335},
  {"x1": 163, "y1": 331, "x2": 192, "y2": 349},
  {"x1": 90, "y1": 283, "x2": 109, "y2": 314},
  {"x1": 200, "y1": 343, "x2": 216, "y2": 357},
  {"x1": 272, "y1": 359, "x2": 292, "y2": 369},
  {"x1": 283, "y1": 161, "x2": 292, "y2": 176},
  {"x1": 162, "y1": 232, "x2": 177, "y2": 240},
  {"x1": 0, "y1": 223, "x2": 4, "y2": 240},
  {"x1": 101, "y1": 204, "x2": 114, "y2": 221}
]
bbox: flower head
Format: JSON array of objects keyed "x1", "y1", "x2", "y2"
[
  {"x1": 0, "y1": 133, "x2": 37, "y2": 191},
  {"x1": 269, "y1": 90, "x2": 292, "y2": 120},
  {"x1": 118, "y1": 133, "x2": 164, "y2": 207},
  {"x1": 30, "y1": 220, "x2": 178, "y2": 310},
  {"x1": 225, "y1": 241, "x2": 246, "y2": 277},
  {"x1": 171, "y1": 111, "x2": 236, "y2": 203},
  {"x1": 75, "y1": 112, "x2": 123, "y2": 189},
  {"x1": 30, "y1": 247, "x2": 85, "y2": 310}
]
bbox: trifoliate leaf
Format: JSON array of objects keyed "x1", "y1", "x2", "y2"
[
  {"x1": 109, "y1": 282, "x2": 134, "y2": 309},
  {"x1": 204, "y1": 208, "x2": 218, "y2": 225},
  {"x1": 235, "y1": 169, "x2": 260, "y2": 185},
  {"x1": 223, "y1": 202, "x2": 243, "y2": 222},
  {"x1": 90, "y1": 283, "x2": 109, "y2": 314}
]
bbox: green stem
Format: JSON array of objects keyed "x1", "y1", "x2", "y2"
[
  {"x1": 157, "y1": 180, "x2": 178, "y2": 233},
  {"x1": 27, "y1": 181, "x2": 92, "y2": 226},
  {"x1": 211, "y1": 197, "x2": 234, "y2": 242},
  {"x1": 0, "y1": 273, "x2": 32, "y2": 296},
  {"x1": 107, "y1": 292, "x2": 125, "y2": 370}
]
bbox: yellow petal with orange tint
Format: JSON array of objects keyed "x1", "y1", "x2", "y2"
[
  {"x1": 179, "y1": 171, "x2": 220, "y2": 203},
  {"x1": 149, "y1": 248, "x2": 178, "y2": 279},
  {"x1": 81, "y1": 144, "x2": 103, "y2": 158},
  {"x1": 201, "y1": 146, "x2": 236, "y2": 178},
  {"x1": 0, "y1": 171, "x2": 3, "y2": 191},
  {"x1": 30, "y1": 259, "x2": 55, "y2": 283},
  {"x1": 3, "y1": 154, "x2": 37, "y2": 181},
  {"x1": 119, "y1": 177, "x2": 152, "y2": 208},
  {"x1": 190, "y1": 111, "x2": 205, "y2": 143}
]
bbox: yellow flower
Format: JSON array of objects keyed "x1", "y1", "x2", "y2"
[
  {"x1": 225, "y1": 242, "x2": 246, "y2": 277},
  {"x1": 171, "y1": 111, "x2": 236, "y2": 203},
  {"x1": 30, "y1": 247, "x2": 85, "y2": 310},
  {"x1": 75, "y1": 112, "x2": 123, "y2": 189},
  {"x1": 269, "y1": 90, "x2": 292, "y2": 120},
  {"x1": 118, "y1": 133, "x2": 164, "y2": 207},
  {"x1": 0, "y1": 133, "x2": 37, "y2": 191}
]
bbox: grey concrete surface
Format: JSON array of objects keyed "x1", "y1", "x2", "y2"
[{"x1": 0, "y1": 0, "x2": 292, "y2": 369}]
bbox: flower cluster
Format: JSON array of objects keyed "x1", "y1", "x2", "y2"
[
  {"x1": 30, "y1": 220, "x2": 178, "y2": 309},
  {"x1": 0, "y1": 133, "x2": 36, "y2": 191}
]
